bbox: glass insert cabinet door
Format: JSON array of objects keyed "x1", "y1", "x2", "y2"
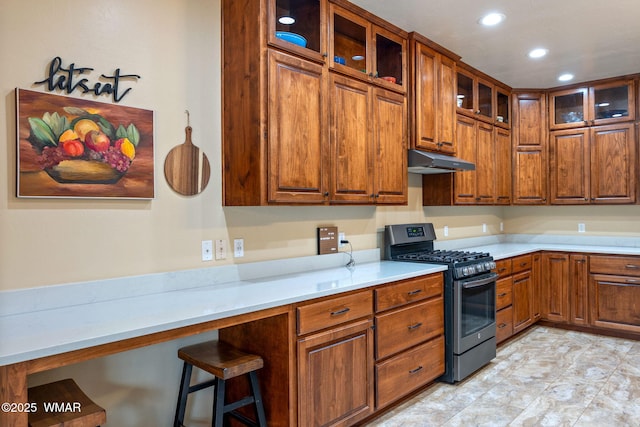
[
  {"x1": 550, "y1": 87, "x2": 588, "y2": 129},
  {"x1": 331, "y1": 8, "x2": 369, "y2": 73},
  {"x1": 271, "y1": 0, "x2": 325, "y2": 61},
  {"x1": 591, "y1": 80, "x2": 635, "y2": 124}
]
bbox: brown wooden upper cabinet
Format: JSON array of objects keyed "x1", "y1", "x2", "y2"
[
  {"x1": 456, "y1": 68, "x2": 493, "y2": 123},
  {"x1": 549, "y1": 79, "x2": 636, "y2": 130},
  {"x1": 269, "y1": 0, "x2": 327, "y2": 63},
  {"x1": 329, "y1": 3, "x2": 407, "y2": 93},
  {"x1": 408, "y1": 33, "x2": 458, "y2": 154}
]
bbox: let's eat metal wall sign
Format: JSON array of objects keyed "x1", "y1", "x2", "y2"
[{"x1": 34, "y1": 56, "x2": 141, "y2": 103}]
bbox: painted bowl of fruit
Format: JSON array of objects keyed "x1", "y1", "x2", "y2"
[{"x1": 28, "y1": 107, "x2": 140, "y2": 184}]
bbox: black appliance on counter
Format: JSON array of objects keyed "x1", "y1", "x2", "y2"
[{"x1": 384, "y1": 223, "x2": 498, "y2": 383}]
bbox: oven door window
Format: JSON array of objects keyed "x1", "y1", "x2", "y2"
[
  {"x1": 454, "y1": 273, "x2": 497, "y2": 354},
  {"x1": 461, "y1": 281, "x2": 495, "y2": 336}
]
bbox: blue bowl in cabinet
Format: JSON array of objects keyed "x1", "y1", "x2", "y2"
[{"x1": 275, "y1": 31, "x2": 307, "y2": 47}]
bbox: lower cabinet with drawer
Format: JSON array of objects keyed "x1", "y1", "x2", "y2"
[
  {"x1": 373, "y1": 273, "x2": 444, "y2": 409},
  {"x1": 589, "y1": 255, "x2": 640, "y2": 334},
  {"x1": 296, "y1": 290, "x2": 374, "y2": 427}
]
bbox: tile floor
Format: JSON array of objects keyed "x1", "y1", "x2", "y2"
[{"x1": 366, "y1": 326, "x2": 640, "y2": 427}]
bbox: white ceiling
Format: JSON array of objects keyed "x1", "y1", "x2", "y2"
[{"x1": 350, "y1": 0, "x2": 640, "y2": 89}]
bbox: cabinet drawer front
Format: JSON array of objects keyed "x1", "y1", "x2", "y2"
[
  {"x1": 512, "y1": 254, "x2": 532, "y2": 273},
  {"x1": 375, "y1": 298, "x2": 444, "y2": 359},
  {"x1": 375, "y1": 273, "x2": 442, "y2": 312},
  {"x1": 496, "y1": 276, "x2": 513, "y2": 310},
  {"x1": 590, "y1": 255, "x2": 640, "y2": 277},
  {"x1": 496, "y1": 306, "x2": 514, "y2": 343},
  {"x1": 494, "y1": 259, "x2": 513, "y2": 278},
  {"x1": 591, "y1": 274, "x2": 640, "y2": 332},
  {"x1": 375, "y1": 336, "x2": 444, "y2": 409},
  {"x1": 297, "y1": 291, "x2": 373, "y2": 336}
]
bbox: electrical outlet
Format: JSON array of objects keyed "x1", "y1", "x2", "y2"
[
  {"x1": 202, "y1": 240, "x2": 213, "y2": 261},
  {"x1": 578, "y1": 223, "x2": 586, "y2": 233},
  {"x1": 234, "y1": 239, "x2": 244, "y2": 257},
  {"x1": 500, "y1": 222, "x2": 504, "y2": 232},
  {"x1": 482, "y1": 223, "x2": 487, "y2": 233},
  {"x1": 215, "y1": 239, "x2": 227, "y2": 260},
  {"x1": 338, "y1": 232, "x2": 346, "y2": 247},
  {"x1": 443, "y1": 226, "x2": 449, "y2": 237}
]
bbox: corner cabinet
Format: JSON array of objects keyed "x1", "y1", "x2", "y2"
[
  {"x1": 549, "y1": 123, "x2": 636, "y2": 204},
  {"x1": 222, "y1": 0, "x2": 408, "y2": 205},
  {"x1": 511, "y1": 91, "x2": 548, "y2": 205}
]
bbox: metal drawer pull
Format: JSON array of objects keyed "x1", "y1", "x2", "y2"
[
  {"x1": 498, "y1": 292, "x2": 508, "y2": 297},
  {"x1": 498, "y1": 268, "x2": 507, "y2": 273},
  {"x1": 407, "y1": 289, "x2": 423, "y2": 296},
  {"x1": 498, "y1": 323, "x2": 507, "y2": 329},
  {"x1": 409, "y1": 366, "x2": 423, "y2": 375},
  {"x1": 625, "y1": 264, "x2": 640, "y2": 269},
  {"x1": 330, "y1": 307, "x2": 350, "y2": 316},
  {"x1": 408, "y1": 322, "x2": 423, "y2": 330},
  {"x1": 626, "y1": 279, "x2": 639, "y2": 283},
  {"x1": 520, "y1": 262, "x2": 528, "y2": 267}
]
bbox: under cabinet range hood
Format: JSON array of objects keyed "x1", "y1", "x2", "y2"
[{"x1": 407, "y1": 150, "x2": 475, "y2": 174}]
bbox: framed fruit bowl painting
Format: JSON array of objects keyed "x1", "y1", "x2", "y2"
[{"x1": 16, "y1": 88, "x2": 154, "y2": 199}]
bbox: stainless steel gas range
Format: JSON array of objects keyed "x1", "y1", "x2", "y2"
[{"x1": 384, "y1": 223, "x2": 498, "y2": 383}]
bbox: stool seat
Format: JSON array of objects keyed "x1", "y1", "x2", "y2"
[
  {"x1": 174, "y1": 340, "x2": 267, "y2": 427},
  {"x1": 28, "y1": 378, "x2": 106, "y2": 427},
  {"x1": 178, "y1": 341, "x2": 264, "y2": 379}
]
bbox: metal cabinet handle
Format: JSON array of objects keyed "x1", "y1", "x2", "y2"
[
  {"x1": 330, "y1": 307, "x2": 350, "y2": 316},
  {"x1": 625, "y1": 264, "x2": 640, "y2": 269},
  {"x1": 409, "y1": 366, "x2": 423, "y2": 374},
  {"x1": 498, "y1": 292, "x2": 508, "y2": 297},
  {"x1": 498, "y1": 323, "x2": 507, "y2": 329},
  {"x1": 408, "y1": 322, "x2": 423, "y2": 330},
  {"x1": 407, "y1": 289, "x2": 423, "y2": 296}
]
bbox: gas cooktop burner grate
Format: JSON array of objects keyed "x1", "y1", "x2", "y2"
[{"x1": 395, "y1": 249, "x2": 491, "y2": 264}]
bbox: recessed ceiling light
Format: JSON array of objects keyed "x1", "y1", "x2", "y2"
[
  {"x1": 278, "y1": 16, "x2": 295, "y2": 25},
  {"x1": 528, "y1": 48, "x2": 548, "y2": 59},
  {"x1": 479, "y1": 13, "x2": 506, "y2": 26},
  {"x1": 558, "y1": 73, "x2": 574, "y2": 82}
]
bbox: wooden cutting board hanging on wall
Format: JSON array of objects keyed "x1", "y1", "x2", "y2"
[{"x1": 164, "y1": 111, "x2": 211, "y2": 195}]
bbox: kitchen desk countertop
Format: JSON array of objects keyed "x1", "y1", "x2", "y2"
[{"x1": 0, "y1": 250, "x2": 445, "y2": 366}]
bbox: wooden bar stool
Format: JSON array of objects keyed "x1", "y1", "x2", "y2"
[
  {"x1": 28, "y1": 378, "x2": 106, "y2": 427},
  {"x1": 173, "y1": 340, "x2": 267, "y2": 427}
]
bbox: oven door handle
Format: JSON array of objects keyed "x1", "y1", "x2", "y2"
[{"x1": 461, "y1": 272, "x2": 498, "y2": 289}]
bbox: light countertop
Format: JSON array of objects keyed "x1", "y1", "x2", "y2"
[{"x1": 3, "y1": 234, "x2": 640, "y2": 367}]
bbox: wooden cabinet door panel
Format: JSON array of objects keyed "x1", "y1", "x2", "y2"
[
  {"x1": 268, "y1": 50, "x2": 328, "y2": 203},
  {"x1": 569, "y1": 254, "x2": 589, "y2": 325},
  {"x1": 298, "y1": 318, "x2": 374, "y2": 427},
  {"x1": 372, "y1": 88, "x2": 407, "y2": 204},
  {"x1": 437, "y1": 55, "x2": 456, "y2": 154},
  {"x1": 413, "y1": 43, "x2": 438, "y2": 151},
  {"x1": 542, "y1": 253, "x2": 569, "y2": 322},
  {"x1": 531, "y1": 253, "x2": 542, "y2": 322},
  {"x1": 454, "y1": 114, "x2": 476, "y2": 204},
  {"x1": 512, "y1": 271, "x2": 532, "y2": 333},
  {"x1": 590, "y1": 123, "x2": 636, "y2": 204},
  {"x1": 495, "y1": 127, "x2": 511, "y2": 204},
  {"x1": 590, "y1": 275, "x2": 640, "y2": 333},
  {"x1": 475, "y1": 122, "x2": 495, "y2": 203},
  {"x1": 549, "y1": 129, "x2": 589, "y2": 204},
  {"x1": 513, "y1": 148, "x2": 547, "y2": 205},
  {"x1": 330, "y1": 74, "x2": 373, "y2": 203}
]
